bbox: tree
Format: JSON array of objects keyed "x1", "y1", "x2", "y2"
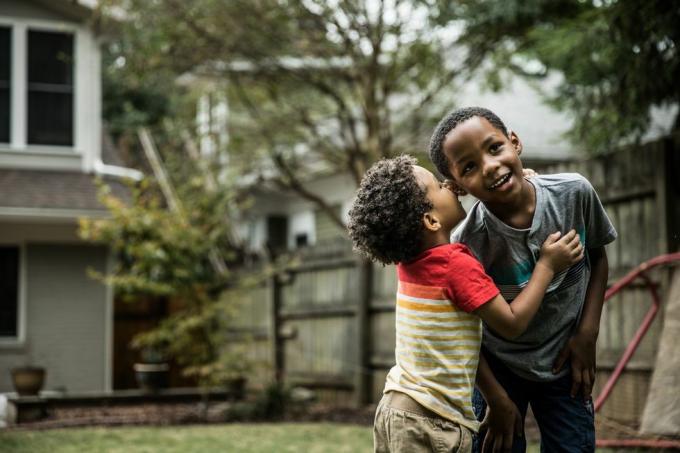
[
  {"x1": 98, "y1": 0, "x2": 465, "y2": 227},
  {"x1": 79, "y1": 140, "x2": 255, "y2": 387},
  {"x1": 428, "y1": 0, "x2": 680, "y2": 151}
]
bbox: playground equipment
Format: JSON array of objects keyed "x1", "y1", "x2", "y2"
[{"x1": 595, "y1": 252, "x2": 680, "y2": 449}]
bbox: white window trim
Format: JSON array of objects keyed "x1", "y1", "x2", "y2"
[
  {"x1": 0, "y1": 16, "x2": 87, "y2": 156},
  {"x1": 0, "y1": 243, "x2": 26, "y2": 348}
]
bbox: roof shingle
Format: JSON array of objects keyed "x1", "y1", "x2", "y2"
[{"x1": 0, "y1": 169, "x2": 131, "y2": 212}]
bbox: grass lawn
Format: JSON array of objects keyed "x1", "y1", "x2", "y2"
[
  {"x1": 0, "y1": 423, "x2": 627, "y2": 453},
  {"x1": 1, "y1": 423, "x2": 374, "y2": 453}
]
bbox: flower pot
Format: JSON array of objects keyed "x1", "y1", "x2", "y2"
[
  {"x1": 10, "y1": 367, "x2": 46, "y2": 396},
  {"x1": 133, "y1": 362, "x2": 169, "y2": 392}
]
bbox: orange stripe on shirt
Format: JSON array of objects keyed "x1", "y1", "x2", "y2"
[
  {"x1": 398, "y1": 280, "x2": 447, "y2": 300},
  {"x1": 397, "y1": 298, "x2": 456, "y2": 312}
]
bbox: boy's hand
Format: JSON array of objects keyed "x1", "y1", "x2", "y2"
[
  {"x1": 538, "y1": 229, "x2": 584, "y2": 273},
  {"x1": 480, "y1": 395, "x2": 523, "y2": 452},
  {"x1": 522, "y1": 168, "x2": 539, "y2": 179},
  {"x1": 553, "y1": 332, "x2": 597, "y2": 400}
]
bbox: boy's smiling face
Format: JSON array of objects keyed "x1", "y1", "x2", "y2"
[
  {"x1": 442, "y1": 116, "x2": 525, "y2": 206},
  {"x1": 413, "y1": 165, "x2": 466, "y2": 232}
]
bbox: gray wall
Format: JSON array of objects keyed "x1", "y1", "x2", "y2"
[{"x1": 0, "y1": 244, "x2": 109, "y2": 393}]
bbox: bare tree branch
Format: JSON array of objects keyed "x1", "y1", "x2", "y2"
[{"x1": 230, "y1": 76, "x2": 346, "y2": 229}]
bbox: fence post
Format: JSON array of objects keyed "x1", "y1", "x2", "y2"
[
  {"x1": 271, "y1": 274, "x2": 284, "y2": 384},
  {"x1": 355, "y1": 258, "x2": 373, "y2": 406}
]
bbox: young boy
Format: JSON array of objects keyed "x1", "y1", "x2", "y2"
[
  {"x1": 347, "y1": 155, "x2": 583, "y2": 452},
  {"x1": 428, "y1": 107, "x2": 617, "y2": 452}
]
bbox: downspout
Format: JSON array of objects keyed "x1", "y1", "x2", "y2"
[{"x1": 93, "y1": 158, "x2": 144, "y2": 181}]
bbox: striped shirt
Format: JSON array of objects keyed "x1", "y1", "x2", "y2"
[{"x1": 384, "y1": 243, "x2": 499, "y2": 432}]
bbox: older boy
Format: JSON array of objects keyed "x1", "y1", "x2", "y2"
[
  {"x1": 429, "y1": 107, "x2": 617, "y2": 452},
  {"x1": 347, "y1": 155, "x2": 583, "y2": 452}
]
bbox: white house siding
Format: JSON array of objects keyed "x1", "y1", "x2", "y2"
[
  {"x1": 242, "y1": 173, "x2": 357, "y2": 251},
  {"x1": 288, "y1": 211, "x2": 316, "y2": 249},
  {"x1": 0, "y1": 243, "x2": 109, "y2": 393}
]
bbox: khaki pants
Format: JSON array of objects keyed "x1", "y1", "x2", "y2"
[{"x1": 373, "y1": 392, "x2": 473, "y2": 453}]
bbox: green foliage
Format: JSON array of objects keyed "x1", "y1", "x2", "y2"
[
  {"x1": 252, "y1": 382, "x2": 292, "y2": 420},
  {"x1": 220, "y1": 382, "x2": 294, "y2": 421},
  {"x1": 79, "y1": 166, "x2": 252, "y2": 387},
  {"x1": 80, "y1": 178, "x2": 236, "y2": 297},
  {"x1": 435, "y1": 0, "x2": 680, "y2": 152},
  {"x1": 102, "y1": 49, "x2": 175, "y2": 139}
]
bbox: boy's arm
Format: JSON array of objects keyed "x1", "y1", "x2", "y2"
[
  {"x1": 473, "y1": 264, "x2": 554, "y2": 339},
  {"x1": 476, "y1": 353, "x2": 523, "y2": 452},
  {"x1": 553, "y1": 246, "x2": 609, "y2": 399},
  {"x1": 474, "y1": 230, "x2": 583, "y2": 339}
]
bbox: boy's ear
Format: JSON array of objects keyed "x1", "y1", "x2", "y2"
[
  {"x1": 508, "y1": 129, "x2": 523, "y2": 156},
  {"x1": 422, "y1": 212, "x2": 442, "y2": 232}
]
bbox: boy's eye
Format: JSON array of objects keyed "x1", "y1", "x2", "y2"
[
  {"x1": 462, "y1": 163, "x2": 474, "y2": 174},
  {"x1": 490, "y1": 143, "x2": 503, "y2": 154}
]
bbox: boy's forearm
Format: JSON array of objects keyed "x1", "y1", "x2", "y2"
[
  {"x1": 475, "y1": 262, "x2": 555, "y2": 339},
  {"x1": 476, "y1": 352, "x2": 509, "y2": 404},
  {"x1": 577, "y1": 247, "x2": 608, "y2": 339},
  {"x1": 506, "y1": 261, "x2": 555, "y2": 334}
]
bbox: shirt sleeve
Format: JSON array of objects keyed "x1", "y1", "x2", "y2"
[
  {"x1": 578, "y1": 175, "x2": 618, "y2": 248},
  {"x1": 445, "y1": 245, "x2": 499, "y2": 313}
]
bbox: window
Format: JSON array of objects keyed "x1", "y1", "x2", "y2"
[
  {"x1": 0, "y1": 246, "x2": 19, "y2": 338},
  {"x1": 27, "y1": 30, "x2": 73, "y2": 146},
  {"x1": 0, "y1": 27, "x2": 10, "y2": 144},
  {"x1": 266, "y1": 215, "x2": 289, "y2": 256},
  {"x1": 295, "y1": 233, "x2": 309, "y2": 248}
]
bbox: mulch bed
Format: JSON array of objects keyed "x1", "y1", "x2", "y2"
[{"x1": 5, "y1": 401, "x2": 377, "y2": 431}]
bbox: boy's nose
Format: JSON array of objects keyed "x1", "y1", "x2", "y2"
[{"x1": 482, "y1": 156, "x2": 500, "y2": 177}]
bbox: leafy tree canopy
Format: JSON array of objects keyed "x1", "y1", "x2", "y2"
[{"x1": 427, "y1": 0, "x2": 680, "y2": 151}]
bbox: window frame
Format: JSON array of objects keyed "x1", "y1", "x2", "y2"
[
  {"x1": 0, "y1": 25, "x2": 11, "y2": 144},
  {"x1": 0, "y1": 243, "x2": 26, "y2": 348},
  {"x1": 0, "y1": 16, "x2": 81, "y2": 154},
  {"x1": 26, "y1": 28, "x2": 75, "y2": 147}
]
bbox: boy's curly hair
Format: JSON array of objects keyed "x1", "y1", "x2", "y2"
[
  {"x1": 429, "y1": 106, "x2": 508, "y2": 179},
  {"x1": 347, "y1": 155, "x2": 432, "y2": 265}
]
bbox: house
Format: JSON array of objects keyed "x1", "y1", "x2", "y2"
[{"x1": 0, "y1": 0, "x2": 140, "y2": 394}]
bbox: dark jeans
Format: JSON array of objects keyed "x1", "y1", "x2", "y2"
[{"x1": 472, "y1": 352, "x2": 595, "y2": 453}]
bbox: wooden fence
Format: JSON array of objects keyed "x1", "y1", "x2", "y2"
[
  {"x1": 537, "y1": 135, "x2": 679, "y2": 425},
  {"x1": 227, "y1": 135, "x2": 680, "y2": 426}
]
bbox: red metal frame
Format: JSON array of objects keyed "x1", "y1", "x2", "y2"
[{"x1": 594, "y1": 252, "x2": 680, "y2": 449}]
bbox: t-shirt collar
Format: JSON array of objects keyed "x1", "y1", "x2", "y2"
[{"x1": 478, "y1": 177, "x2": 543, "y2": 237}]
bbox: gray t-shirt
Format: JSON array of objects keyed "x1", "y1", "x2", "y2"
[{"x1": 452, "y1": 173, "x2": 617, "y2": 381}]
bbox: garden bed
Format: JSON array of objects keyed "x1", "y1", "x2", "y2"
[{"x1": 5, "y1": 397, "x2": 376, "y2": 431}]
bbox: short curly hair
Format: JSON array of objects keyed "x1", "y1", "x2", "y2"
[
  {"x1": 347, "y1": 155, "x2": 432, "y2": 265},
  {"x1": 429, "y1": 107, "x2": 508, "y2": 179}
]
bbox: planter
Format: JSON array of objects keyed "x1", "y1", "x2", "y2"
[
  {"x1": 10, "y1": 367, "x2": 46, "y2": 396},
  {"x1": 133, "y1": 362, "x2": 169, "y2": 392}
]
